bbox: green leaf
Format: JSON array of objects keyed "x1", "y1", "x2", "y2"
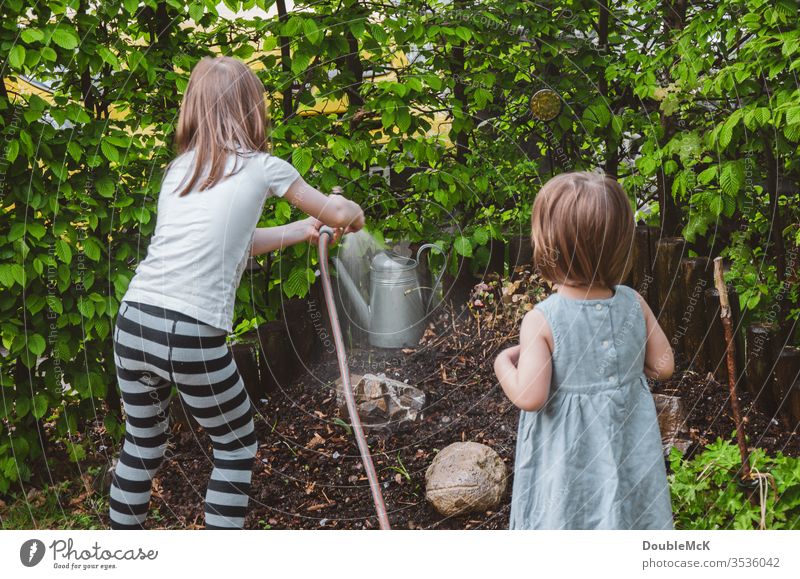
[
  {"x1": 188, "y1": 3, "x2": 204, "y2": 22},
  {"x1": 8, "y1": 222, "x2": 26, "y2": 242},
  {"x1": 100, "y1": 140, "x2": 119, "y2": 163},
  {"x1": 83, "y1": 237, "x2": 101, "y2": 261},
  {"x1": 290, "y1": 50, "x2": 311, "y2": 75},
  {"x1": 6, "y1": 139, "x2": 19, "y2": 163},
  {"x1": 15, "y1": 397, "x2": 30, "y2": 419},
  {"x1": 455, "y1": 27, "x2": 473, "y2": 42},
  {"x1": 32, "y1": 395, "x2": 49, "y2": 420},
  {"x1": 9, "y1": 45, "x2": 26, "y2": 69},
  {"x1": 454, "y1": 236, "x2": 472, "y2": 257},
  {"x1": 10, "y1": 264, "x2": 25, "y2": 286},
  {"x1": 697, "y1": 165, "x2": 717, "y2": 185},
  {"x1": 27, "y1": 222, "x2": 46, "y2": 240},
  {"x1": 637, "y1": 156, "x2": 657, "y2": 175},
  {"x1": 472, "y1": 228, "x2": 489, "y2": 246},
  {"x1": 21, "y1": 28, "x2": 44, "y2": 43},
  {"x1": 720, "y1": 162, "x2": 743, "y2": 195},
  {"x1": 303, "y1": 18, "x2": 323, "y2": 45},
  {"x1": 284, "y1": 15, "x2": 303, "y2": 36},
  {"x1": 55, "y1": 239, "x2": 72, "y2": 265},
  {"x1": 709, "y1": 195, "x2": 724, "y2": 216},
  {"x1": 28, "y1": 333, "x2": 46, "y2": 356},
  {"x1": 0, "y1": 265, "x2": 13, "y2": 287},
  {"x1": 283, "y1": 266, "x2": 311, "y2": 298},
  {"x1": 96, "y1": 45, "x2": 120, "y2": 69},
  {"x1": 396, "y1": 109, "x2": 411, "y2": 132},
  {"x1": 66, "y1": 141, "x2": 82, "y2": 162},
  {"x1": 292, "y1": 147, "x2": 312, "y2": 176},
  {"x1": 717, "y1": 121, "x2": 733, "y2": 149},
  {"x1": 77, "y1": 297, "x2": 95, "y2": 318},
  {"x1": 51, "y1": 26, "x2": 79, "y2": 50},
  {"x1": 95, "y1": 176, "x2": 115, "y2": 198}
]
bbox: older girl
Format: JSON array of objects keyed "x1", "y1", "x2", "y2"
[{"x1": 109, "y1": 56, "x2": 364, "y2": 529}]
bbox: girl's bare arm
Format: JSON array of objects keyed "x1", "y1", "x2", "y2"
[
  {"x1": 494, "y1": 308, "x2": 553, "y2": 411},
  {"x1": 635, "y1": 292, "x2": 675, "y2": 380},
  {"x1": 282, "y1": 176, "x2": 364, "y2": 231},
  {"x1": 250, "y1": 217, "x2": 324, "y2": 256}
]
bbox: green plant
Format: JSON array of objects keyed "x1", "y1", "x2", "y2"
[
  {"x1": 332, "y1": 417, "x2": 352, "y2": 436},
  {"x1": 669, "y1": 437, "x2": 800, "y2": 529},
  {"x1": 382, "y1": 451, "x2": 412, "y2": 483}
]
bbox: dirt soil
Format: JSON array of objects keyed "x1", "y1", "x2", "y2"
[{"x1": 12, "y1": 271, "x2": 800, "y2": 529}]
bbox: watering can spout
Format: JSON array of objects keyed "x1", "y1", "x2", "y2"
[{"x1": 332, "y1": 256, "x2": 371, "y2": 329}]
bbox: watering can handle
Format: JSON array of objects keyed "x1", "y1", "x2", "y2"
[{"x1": 416, "y1": 243, "x2": 446, "y2": 313}]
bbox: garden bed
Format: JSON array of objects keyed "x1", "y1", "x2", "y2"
[
  {"x1": 126, "y1": 273, "x2": 800, "y2": 529},
  {"x1": 4, "y1": 273, "x2": 798, "y2": 530}
]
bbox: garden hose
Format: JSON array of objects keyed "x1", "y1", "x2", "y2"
[{"x1": 318, "y1": 225, "x2": 391, "y2": 530}]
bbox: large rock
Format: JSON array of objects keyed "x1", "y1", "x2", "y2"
[
  {"x1": 425, "y1": 442, "x2": 507, "y2": 517},
  {"x1": 652, "y1": 393, "x2": 692, "y2": 455},
  {"x1": 335, "y1": 373, "x2": 425, "y2": 433}
]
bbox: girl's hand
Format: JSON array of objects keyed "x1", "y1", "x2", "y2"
[
  {"x1": 339, "y1": 201, "x2": 365, "y2": 234},
  {"x1": 302, "y1": 217, "x2": 342, "y2": 245},
  {"x1": 502, "y1": 344, "x2": 521, "y2": 366}
]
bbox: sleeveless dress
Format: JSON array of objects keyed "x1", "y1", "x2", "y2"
[{"x1": 509, "y1": 284, "x2": 674, "y2": 529}]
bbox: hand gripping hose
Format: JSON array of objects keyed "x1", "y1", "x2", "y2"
[{"x1": 318, "y1": 226, "x2": 391, "y2": 530}]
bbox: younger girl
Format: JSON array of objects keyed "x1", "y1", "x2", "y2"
[
  {"x1": 109, "y1": 56, "x2": 364, "y2": 529},
  {"x1": 494, "y1": 171, "x2": 675, "y2": 529}
]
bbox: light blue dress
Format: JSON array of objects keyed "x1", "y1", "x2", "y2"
[{"x1": 509, "y1": 284, "x2": 674, "y2": 529}]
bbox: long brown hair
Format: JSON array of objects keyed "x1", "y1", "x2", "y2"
[
  {"x1": 165, "y1": 56, "x2": 270, "y2": 197},
  {"x1": 531, "y1": 171, "x2": 634, "y2": 289}
]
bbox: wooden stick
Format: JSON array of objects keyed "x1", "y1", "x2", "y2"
[{"x1": 713, "y1": 257, "x2": 751, "y2": 480}]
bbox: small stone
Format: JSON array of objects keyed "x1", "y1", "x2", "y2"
[{"x1": 332, "y1": 451, "x2": 341, "y2": 460}]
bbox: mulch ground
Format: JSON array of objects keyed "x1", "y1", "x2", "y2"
[{"x1": 7, "y1": 271, "x2": 799, "y2": 529}]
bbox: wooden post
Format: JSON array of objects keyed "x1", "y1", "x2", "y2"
[
  {"x1": 679, "y1": 257, "x2": 712, "y2": 371},
  {"x1": 745, "y1": 323, "x2": 779, "y2": 413},
  {"x1": 713, "y1": 257, "x2": 751, "y2": 480},
  {"x1": 773, "y1": 346, "x2": 800, "y2": 423},
  {"x1": 786, "y1": 378, "x2": 800, "y2": 427},
  {"x1": 646, "y1": 225, "x2": 661, "y2": 313},
  {"x1": 653, "y1": 237, "x2": 686, "y2": 351},
  {"x1": 628, "y1": 224, "x2": 652, "y2": 298}
]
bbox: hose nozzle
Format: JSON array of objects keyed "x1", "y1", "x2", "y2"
[{"x1": 319, "y1": 225, "x2": 336, "y2": 242}]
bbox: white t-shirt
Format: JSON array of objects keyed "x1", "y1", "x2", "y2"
[{"x1": 121, "y1": 148, "x2": 301, "y2": 333}]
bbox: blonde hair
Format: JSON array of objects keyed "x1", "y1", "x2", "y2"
[
  {"x1": 530, "y1": 171, "x2": 634, "y2": 289},
  {"x1": 166, "y1": 56, "x2": 270, "y2": 197}
]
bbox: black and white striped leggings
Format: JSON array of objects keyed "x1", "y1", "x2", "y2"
[{"x1": 110, "y1": 300, "x2": 258, "y2": 529}]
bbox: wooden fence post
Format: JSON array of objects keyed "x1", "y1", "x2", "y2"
[
  {"x1": 773, "y1": 345, "x2": 800, "y2": 424},
  {"x1": 628, "y1": 224, "x2": 652, "y2": 299},
  {"x1": 745, "y1": 322, "x2": 779, "y2": 413},
  {"x1": 646, "y1": 225, "x2": 661, "y2": 313},
  {"x1": 653, "y1": 237, "x2": 686, "y2": 352},
  {"x1": 679, "y1": 256, "x2": 712, "y2": 371}
]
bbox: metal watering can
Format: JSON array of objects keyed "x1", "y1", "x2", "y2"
[{"x1": 333, "y1": 244, "x2": 445, "y2": 348}]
